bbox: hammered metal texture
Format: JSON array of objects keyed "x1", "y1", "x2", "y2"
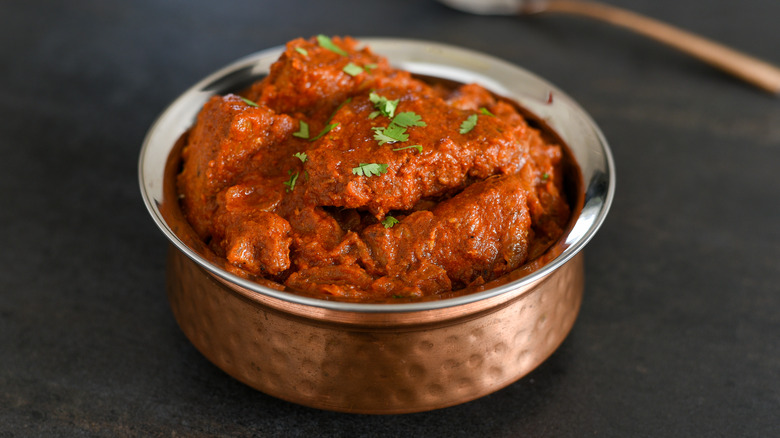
[{"x1": 166, "y1": 247, "x2": 584, "y2": 414}]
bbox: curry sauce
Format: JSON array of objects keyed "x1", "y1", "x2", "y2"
[{"x1": 177, "y1": 36, "x2": 571, "y2": 301}]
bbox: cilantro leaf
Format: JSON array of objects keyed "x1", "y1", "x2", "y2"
[
  {"x1": 364, "y1": 63, "x2": 378, "y2": 71},
  {"x1": 479, "y1": 107, "x2": 495, "y2": 117},
  {"x1": 392, "y1": 144, "x2": 423, "y2": 153},
  {"x1": 381, "y1": 123, "x2": 409, "y2": 141},
  {"x1": 241, "y1": 97, "x2": 259, "y2": 107},
  {"x1": 459, "y1": 114, "x2": 478, "y2": 134},
  {"x1": 369, "y1": 92, "x2": 398, "y2": 118},
  {"x1": 352, "y1": 163, "x2": 389, "y2": 177},
  {"x1": 373, "y1": 124, "x2": 408, "y2": 145},
  {"x1": 283, "y1": 171, "x2": 299, "y2": 192},
  {"x1": 293, "y1": 152, "x2": 308, "y2": 163},
  {"x1": 392, "y1": 111, "x2": 426, "y2": 128},
  {"x1": 316, "y1": 34, "x2": 347, "y2": 56},
  {"x1": 381, "y1": 216, "x2": 400, "y2": 228},
  {"x1": 343, "y1": 62, "x2": 364, "y2": 77},
  {"x1": 292, "y1": 120, "x2": 309, "y2": 139},
  {"x1": 310, "y1": 123, "x2": 338, "y2": 141},
  {"x1": 295, "y1": 47, "x2": 309, "y2": 57},
  {"x1": 372, "y1": 111, "x2": 424, "y2": 146}
]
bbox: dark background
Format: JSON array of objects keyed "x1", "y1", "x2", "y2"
[{"x1": 2, "y1": 0, "x2": 778, "y2": 436}]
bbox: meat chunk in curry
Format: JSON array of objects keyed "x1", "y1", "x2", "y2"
[{"x1": 177, "y1": 36, "x2": 571, "y2": 301}]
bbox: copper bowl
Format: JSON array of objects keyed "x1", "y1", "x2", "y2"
[{"x1": 138, "y1": 38, "x2": 615, "y2": 414}]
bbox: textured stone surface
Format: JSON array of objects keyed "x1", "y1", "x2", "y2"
[{"x1": 2, "y1": 0, "x2": 779, "y2": 436}]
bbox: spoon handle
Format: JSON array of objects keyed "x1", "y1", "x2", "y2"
[{"x1": 542, "y1": 0, "x2": 780, "y2": 94}]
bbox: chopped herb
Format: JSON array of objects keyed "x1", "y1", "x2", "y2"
[
  {"x1": 372, "y1": 111, "x2": 426, "y2": 145},
  {"x1": 316, "y1": 34, "x2": 347, "y2": 56},
  {"x1": 479, "y1": 107, "x2": 495, "y2": 117},
  {"x1": 241, "y1": 97, "x2": 259, "y2": 107},
  {"x1": 369, "y1": 92, "x2": 399, "y2": 119},
  {"x1": 293, "y1": 152, "x2": 308, "y2": 163},
  {"x1": 373, "y1": 124, "x2": 408, "y2": 145},
  {"x1": 392, "y1": 294, "x2": 404, "y2": 299},
  {"x1": 295, "y1": 47, "x2": 309, "y2": 57},
  {"x1": 367, "y1": 94, "x2": 425, "y2": 146},
  {"x1": 310, "y1": 123, "x2": 338, "y2": 141},
  {"x1": 392, "y1": 144, "x2": 423, "y2": 153},
  {"x1": 371, "y1": 111, "x2": 427, "y2": 146},
  {"x1": 392, "y1": 111, "x2": 426, "y2": 128},
  {"x1": 293, "y1": 120, "x2": 309, "y2": 139},
  {"x1": 364, "y1": 63, "x2": 378, "y2": 71},
  {"x1": 385, "y1": 123, "x2": 410, "y2": 139},
  {"x1": 381, "y1": 216, "x2": 400, "y2": 228},
  {"x1": 352, "y1": 162, "x2": 388, "y2": 177},
  {"x1": 283, "y1": 171, "x2": 299, "y2": 192},
  {"x1": 542, "y1": 172, "x2": 550, "y2": 180},
  {"x1": 459, "y1": 114, "x2": 478, "y2": 134},
  {"x1": 343, "y1": 62, "x2": 364, "y2": 76}
]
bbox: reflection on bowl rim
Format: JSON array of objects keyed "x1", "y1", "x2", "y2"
[{"x1": 138, "y1": 37, "x2": 615, "y2": 313}]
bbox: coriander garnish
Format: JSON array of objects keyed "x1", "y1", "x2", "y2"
[
  {"x1": 283, "y1": 171, "x2": 299, "y2": 192},
  {"x1": 373, "y1": 111, "x2": 426, "y2": 145},
  {"x1": 343, "y1": 62, "x2": 364, "y2": 77},
  {"x1": 241, "y1": 97, "x2": 259, "y2": 107},
  {"x1": 392, "y1": 144, "x2": 423, "y2": 153},
  {"x1": 293, "y1": 120, "x2": 309, "y2": 139},
  {"x1": 295, "y1": 47, "x2": 309, "y2": 57},
  {"x1": 316, "y1": 34, "x2": 347, "y2": 56},
  {"x1": 293, "y1": 152, "x2": 308, "y2": 163},
  {"x1": 392, "y1": 111, "x2": 426, "y2": 128},
  {"x1": 310, "y1": 123, "x2": 338, "y2": 141},
  {"x1": 368, "y1": 93, "x2": 426, "y2": 148},
  {"x1": 381, "y1": 216, "x2": 400, "y2": 228},
  {"x1": 459, "y1": 114, "x2": 478, "y2": 134},
  {"x1": 373, "y1": 124, "x2": 408, "y2": 145},
  {"x1": 369, "y1": 92, "x2": 399, "y2": 119},
  {"x1": 479, "y1": 107, "x2": 495, "y2": 117},
  {"x1": 352, "y1": 162, "x2": 388, "y2": 177}
]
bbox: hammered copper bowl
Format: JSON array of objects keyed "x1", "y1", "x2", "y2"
[{"x1": 139, "y1": 38, "x2": 615, "y2": 414}]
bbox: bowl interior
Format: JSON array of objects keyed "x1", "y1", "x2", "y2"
[{"x1": 139, "y1": 38, "x2": 615, "y2": 313}]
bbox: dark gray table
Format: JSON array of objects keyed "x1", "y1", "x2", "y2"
[{"x1": 2, "y1": 1, "x2": 778, "y2": 436}]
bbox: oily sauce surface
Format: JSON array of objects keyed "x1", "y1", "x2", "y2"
[{"x1": 177, "y1": 36, "x2": 572, "y2": 302}]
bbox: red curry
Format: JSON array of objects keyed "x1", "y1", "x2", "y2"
[{"x1": 177, "y1": 36, "x2": 571, "y2": 301}]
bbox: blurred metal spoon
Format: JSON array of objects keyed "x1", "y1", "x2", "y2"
[{"x1": 438, "y1": 0, "x2": 780, "y2": 95}]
